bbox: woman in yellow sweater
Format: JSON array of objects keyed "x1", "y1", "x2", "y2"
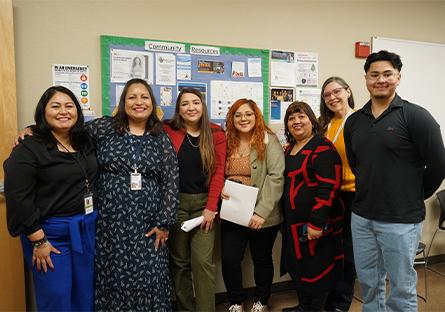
[{"x1": 319, "y1": 77, "x2": 356, "y2": 312}]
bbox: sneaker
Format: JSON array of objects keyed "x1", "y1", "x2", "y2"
[
  {"x1": 251, "y1": 301, "x2": 267, "y2": 312},
  {"x1": 229, "y1": 304, "x2": 244, "y2": 312}
]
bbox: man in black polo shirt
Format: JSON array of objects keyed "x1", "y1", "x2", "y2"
[{"x1": 344, "y1": 50, "x2": 445, "y2": 312}]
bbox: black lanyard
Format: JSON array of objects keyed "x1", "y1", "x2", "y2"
[
  {"x1": 127, "y1": 130, "x2": 148, "y2": 172},
  {"x1": 56, "y1": 140, "x2": 91, "y2": 193}
]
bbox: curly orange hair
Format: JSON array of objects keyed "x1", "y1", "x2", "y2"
[{"x1": 225, "y1": 99, "x2": 272, "y2": 161}]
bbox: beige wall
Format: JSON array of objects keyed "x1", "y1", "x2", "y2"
[{"x1": 11, "y1": 0, "x2": 445, "y2": 293}]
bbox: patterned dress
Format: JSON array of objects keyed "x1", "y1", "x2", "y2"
[
  {"x1": 86, "y1": 117, "x2": 179, "y2": 311},
  {"x1": 282, "y1": 134, "x2": 343, "y2": 294}
]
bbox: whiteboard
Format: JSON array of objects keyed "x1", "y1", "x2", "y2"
[{"x1": 372, "y1": 37, "x2": 445, "y2": 139}]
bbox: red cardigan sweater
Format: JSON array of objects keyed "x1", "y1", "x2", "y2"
[{"x1": 163, "y1": 123, "x2": 226, "y2": 212}]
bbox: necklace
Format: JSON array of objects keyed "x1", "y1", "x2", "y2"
[
  {"x1": 236, "y1": 143, "x2": 251, "y2": 157},
  {"x1": 186, "y1": 133, "x2": 199, "y2": 148}
]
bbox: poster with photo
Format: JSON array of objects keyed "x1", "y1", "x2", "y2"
[
  {"x1": 270, "y1": 87, "x2": 294, "y2": 123},
  {"x1": 110, "y1": 49, "x2": 153, "y2": 83},
  {"x1": 197, "y1": 60, "x2": 225, "y2": 74}
]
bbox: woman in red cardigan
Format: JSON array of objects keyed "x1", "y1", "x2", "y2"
[{"x1": 164, "y1": 88, "x2": 226, "y2": 312}]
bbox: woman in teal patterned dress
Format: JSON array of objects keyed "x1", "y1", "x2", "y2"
[{"x1": 87, "y1": 79, "x2": 179, "y2": 311}]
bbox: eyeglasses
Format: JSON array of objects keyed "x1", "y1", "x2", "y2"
[
  {"x1": 366, "y1": 71, "x2": 398, "y2": 82},
  {"x1": 234, "y1": 111, "x2": 255, "y2": 119},
  {"x1": 322, "y1": 87, "x2": 345, "y2": 99}
]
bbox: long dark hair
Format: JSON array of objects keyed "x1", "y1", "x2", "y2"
[
  {"x1": 284, "y1": 101, "x2": 320, "y2": 145},
  {"x1": 167, "y1": 88, "x2": 216, "y2": 180},
  {"x1": 33, "y1": 85, "x2": 89, "y2": 150},
  {"x1": 319, "y1": 76, "x2": 355, "y2": 134},
  {"x1": 112, "y1": 78, "x2": 162, "y2": 135}
]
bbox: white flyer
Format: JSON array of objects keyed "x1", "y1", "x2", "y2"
[
  {"x1": 247, "y1": 58, "x2": 262, "y2": 77},
  {"x1": 156, "y1": 53, "x2": 176, "y2": 85},
  {"x1": 295, "y1": 52, "x2": 318, "y2": 87},
  {"x1": 270, "y1": 50, "x2": 295, "y2": 87},
  {"x1": 295, "y1": 87, "x2": 321, "y2": 117},
  {"x1": 220, "y1": 180, "x2": 259, "y2": 227}
]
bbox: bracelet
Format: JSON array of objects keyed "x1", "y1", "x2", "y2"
[{"x1": 31, "y1": 236, "x2": 48, "y2": 249}]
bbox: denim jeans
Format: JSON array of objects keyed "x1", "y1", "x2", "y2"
[{"x1": 351, "y1": 212, "x2": 421, "y2": 312}]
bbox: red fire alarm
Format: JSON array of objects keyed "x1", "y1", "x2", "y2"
[{"x1": 355, "y1": 41, "x2": 371, "y2": 58}]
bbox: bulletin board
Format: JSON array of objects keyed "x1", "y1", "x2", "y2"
[{"x1": 100, "y1": 35, "x2": 270, "y2": 124}]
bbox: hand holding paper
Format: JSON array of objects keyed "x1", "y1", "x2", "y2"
[
  {"x1": 181, "y1": 216, "x2": 204, "y2": 232},
  {"x1": 220, "y1": 180, "x2": 259, "y2": 227}
]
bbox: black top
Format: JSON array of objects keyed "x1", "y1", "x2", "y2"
[
  {"x1": 3, "y1": 135, "x2": 97, "y2": 236},
  {"x1": 282, "y1": 134, "x2": 343, "y2": 292},
  {"x1": 344, "y1": 94, "x2": 445, "y2": 223},
  {"x1": 177, "y1": 134, "x2": 207, "y2": 193}
]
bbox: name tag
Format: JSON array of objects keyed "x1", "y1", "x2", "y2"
[
  {"x1": 84, "y1": 193, "x2": 94, "y2": 214},
  {"x1": 130, "y1": 172, "x2": 142, "y2": 190}
]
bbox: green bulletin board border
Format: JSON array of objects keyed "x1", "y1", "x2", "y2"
[{"x1": 100, "y1": 35, "x2": 270, "y2": 121}]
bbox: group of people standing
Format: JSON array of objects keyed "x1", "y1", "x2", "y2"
[{"x1": 4, "y1": 50, "x2": 445, "y2": 312}]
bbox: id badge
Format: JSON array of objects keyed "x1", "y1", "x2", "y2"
[
  {"x1": 84, "y1": 193, "x2": 94, "y2": 214},
  {"x1": 130, "y1": 171, "x2": 142, "y2": 190}
]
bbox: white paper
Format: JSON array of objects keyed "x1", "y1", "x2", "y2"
[
  {"x1": 177, "y1": 54, "x2": 192, "y2": 80},
  {"x1": 156, "y1": 53, "x2": 176, "y2": 85},
  {"x1": 220, "y1": 180, "x2": 259, "y2": 227},
  {"x1": 231, "y1": 61, "x2": 245, "y2": 78},
  {"x1": 110, "y1": 49, "x2": 154, "y2": 83},
  {"x1": 295, "y1": 88, "x2": 321, "y2": 117},
  {"x1": 210, "y1": 80, "x2": 263, "y2": 119},
  {"x1": 270, "y1": 50, "x2": 295, "y2": 87},
  {"x1": 248, "y1": 58, "x2": 262, "y2": 77},
  {"x1": 271, "y1": 62, "x2": 296, "y2": 87},
  {"x1": 181, "y1": 216, "x2": 204, "y2": 232},
  {"x1": 295, "y1": 52, "x2": 318, "y2": 87},
  {"x1": 52, "y1": 64, "x2": 90, "y2": 110}
]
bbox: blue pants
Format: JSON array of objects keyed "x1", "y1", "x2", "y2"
[
  {"x1": 21, "y1": 212, "x2": 96, "y2": 312},
  {"x1": 351, "y1": 212, "x2": 421, "y2": 312}
]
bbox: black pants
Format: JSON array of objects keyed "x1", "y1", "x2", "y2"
[
  {"x1": 297, "y1": 288, "x2": 328, "y2": 312},
  {"x1": 221, "y1": 220, "x2": 279, "y2": 305},
  {"x1": 325, "y1": 191, "x2": 356, "y2": 312}
]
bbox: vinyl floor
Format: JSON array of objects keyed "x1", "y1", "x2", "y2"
[{"x1": 216, "y1": 263, "x2": 445, "y2": 312}]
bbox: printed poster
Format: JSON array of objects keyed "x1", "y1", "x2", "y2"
[
  {"x1": 295, "y1": 52, "x2": 318, "y2": 87},
  {"x1": 197, "y1": 60, "x2": 225, "y2": 74},
  {"x1": 177, "y1": 54, "x2": 192, "y2": 80},
  {"x1": 52, "y1": 64, "x2": 91, "y2": 111},
  {"x1": 270, "y1": 50, "x2": 295, "y2": 87},
  {"x1": 156, "y1": 53, "x2": 176, "y2": 85},
  {"x1": 110, "y1": 49, "x2": 153, "y2": 83}
]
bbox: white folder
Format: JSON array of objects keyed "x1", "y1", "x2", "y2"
[{"x1": 220, "y1": 179, "x2": 259, "y2": 227}]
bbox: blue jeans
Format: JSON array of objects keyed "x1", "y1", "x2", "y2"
[{"x1": 351, "y1": 212, "x2": 421, "y2": 312}]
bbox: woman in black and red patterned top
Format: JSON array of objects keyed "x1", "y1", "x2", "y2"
[{"x1": 281, "y1": 101, "x2": 344, "y2": 312}]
